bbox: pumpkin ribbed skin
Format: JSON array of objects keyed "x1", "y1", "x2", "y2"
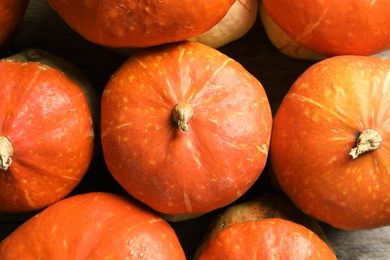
[
  {"x1": 0, "y1": 192, "x2": 186, "y2": 259},
  {"x1": 262, "y1": 0, "x2": 390, "y2": 56},
  {"x1": 101, "y1": 41, "x2": 272, "y2": 215},
  {"x1": 0, "y1": 60, "x2": 94, "y2": 212},
  {"x1": 47, "y1": 0, "x2": 235, "y2": 48},
  {"x1": 270, "y1": 55, "x2": 390, "y2": 230}
]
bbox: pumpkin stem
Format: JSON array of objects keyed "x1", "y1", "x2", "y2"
[
  {"x1": 349, "y1": 129, "x2": 382, "y2": 159},
  {"x1": 172, "y1": 102, "x2": 194, "y2": 132},
  {"x1": 0, "y1": 136, "x2": 13, "y2": 171}
]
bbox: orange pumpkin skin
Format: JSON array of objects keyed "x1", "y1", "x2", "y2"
[
  {"x1": 101, "y1": 41, "x2": 272, "y2": 215},
  {"x1": 0, "y1": 60, "x2": 94, "y2": 212},
  {"x1": 197, "y1": 218, "x2": 336, "y2": 260},
  {"x1": 0, "y1": 192, "x2": 186, "y2": 259},
  {"x1": 270, "y1": 55, "x2": 390, "y2": 230},
  {"x1": 0, "y1": 0, "x2": 30, "y2": 45},
  {"x1": 47, "y1": 0, "x2": 235, "y2": 48},
  {"x1": 262, "y1": 0, "x2": 390, "y2": 57}
]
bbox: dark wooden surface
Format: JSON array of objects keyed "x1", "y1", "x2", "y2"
[{"x1": 0, "y1": 0, "x2": 389, "y2": 259}]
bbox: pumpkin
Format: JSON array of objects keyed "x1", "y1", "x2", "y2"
[
  {"x1": 5, "y1": 48, "x2": 102, "y2": 161},
  {"x1": 194, "y1": 193, "x2": 333, "y2": 259},
  {"x1": 100, "y1": 41, "x2": 272, "y2": 219},
  {"x1": 196, "y1": 218, "x2": 336, "y2": 260},
  {"x1": 188, "y1": 0, "x2": 258, "y2": 49},
  {"x1": 0, "y1": 192, "x2": 186, "y2": 259},
  {"x1": 0, "y1": 0, "x2": 30, "y2": 46},
  {"x1": 0, "y1": 49, "x2": 95, "y2": 212},
  {"x1": 47, "y1": 0, "x2": 235, "y2": 48},
  {"x1": 270, "y1": 55, "x2": 390, "y2": 230},
  {"x1": 260, "y1": 0, "x2": 390, "y2": 59}
]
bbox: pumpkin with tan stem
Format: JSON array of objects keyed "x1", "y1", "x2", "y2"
[
  {"x1": 270, "y1": 55, "x2": 390, "y2": 230},
  {"x1": 0, "y1": 50, "x2": 95, "y2": 212},
  {"x1": 101, "y1": 41, "x2": 272, "y2": 220},
  {"x1": 47, "y1": 0, "x2": 235, "y2": 48},
  {"x1": 0, "y1": 192, "x2": 186, "y2": 259}
]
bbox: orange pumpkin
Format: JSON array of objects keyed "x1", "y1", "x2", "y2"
[
  {"x1": 0, "y1": 0, "x2": 30, "y2": 45},
  {"x1": 47, "y1": 0, "x2": 235, "y2": 47},
  {"x1": 194, "y1": 193, "x2": 334, "y2": 259},
  {"x1": 0, "y1": 192, "x2": 186, "y2": 259},
  {"x1": 0, "y1": 50, "x2": 95, "y2": 212},
  {"x1": 260, "y1": 0, "x2": 390, "y2": 58},
  {"x1": 196, "y1": 218, "x2": 336, "y2": 259},
  {"x1": 270, "y1": 55, "x2": 390, "y2": 230},
  {"x1": 100, "y1": 41, "x2": 272, "y2": 218}
]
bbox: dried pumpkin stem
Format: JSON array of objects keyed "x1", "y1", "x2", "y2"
[
  {"x1": 349, "y1": 129, "x2": 382, "y2": 159},
  {"x1": 172, "y1": 102, "x2": 194, "y2": 132},
  {"x1": 0, "y1": 136, "x2": 13, "y2": 171}
]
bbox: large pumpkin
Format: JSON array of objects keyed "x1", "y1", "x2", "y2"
[
  {"x1": 0, "y1": 0, "x2": 30, "y2": 45},
  {"x1": 0, "y1": 192, "x2": 186, "y2": 259},
  {"x1": 47, "y1": 0, "x2": 235, "y2": 48},
  {"x1": 0, "y1": 51, "x2": 94, "y2": 212},
  {"x1": 270, "y1": 55, "x2": 390, "y2": 230},
  {"x1": 260, "y1": 0, "x2": 390, "y2": 58},
  {"x1": 100, "y1": 41, "x2": 272, "y2": 217}
]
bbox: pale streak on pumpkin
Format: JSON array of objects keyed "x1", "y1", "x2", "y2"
[
  {"x1": 295, "y1": 8, "x2": 329, "y2": 44},
  {"x1": 183, "y1": 191, "x2": 193, "y2": 212},
  {"x1": 286, "y1": 92, "x2": 349, "y2": 126}
]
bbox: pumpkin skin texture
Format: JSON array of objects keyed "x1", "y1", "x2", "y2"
[
  {"x1": 261, "y1": 0, "x2": 390, "y2": 57},
  {"x1": 196, "y1": 218, "x2": 336, "y2": 260},
  {"x1": 101, "y1": 41, "x2": 272, "y2": 217},
  {"x1": 270, "y1": 55, "x2": 390, "y2": 230},
  {"x1": 0, "y1": 192, "x2": 186, "y2": 259},
  {"x1": 47, "y1": 0, "x2": 235, "y2": 48},
  {"x1": 0, "y1": 0, "x2": 30, "y2": 45},
  {"x1": 0, "y1": 58, "x2": 94, "y2": 212}
]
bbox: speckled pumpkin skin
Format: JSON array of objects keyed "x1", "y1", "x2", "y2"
[{"x1": 100, "y1": 41, "x2": 272, "y2": 215}]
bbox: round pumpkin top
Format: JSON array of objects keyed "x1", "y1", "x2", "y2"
[
  {"x1": 100, "y1": 41, "x2": 272, "y2": 215},
  {"x1": 270, "y1": 55, "x2": 390, "y2": 230},
  {"x1": 47, "y1": 0, "x2": 236, "y2": 47},
  {"x1": 262, "y1": 0, "x2": 390, "y2": 56},
  {"x1": 197, "y1": 218, "x2": 337, "y2": 260},
  {"x1": 0, "y1": 192, "x2": 186, "y2": 259}
]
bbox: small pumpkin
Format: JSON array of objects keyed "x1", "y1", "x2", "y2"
[
  {"x1": 0, "y1": 49, "x2": 95, "y2": 212},
  {"x1": 196, "y1": 219, "x2": 336, "y2": 260},
  {"x1": 100, "y1": 41, "x2": 272, "y2": 219},
  {"x1": 270, "y1": 55, "x2": 390, "y2": 230},
  {"x1": 47, "y1": 0, "x2": 235, "y2": 48},
  {"x1": 0, "y1": 0, "x2": 30, "y2": 46},
  {"x1": 260, "y1": 0, "x2": 390, "y2": 59},
  {"x1": 0, "y1": 192, "x2": 186, "y2": 259},
  {"x1": 194, "y1": 193, "x2": 333, "y2": 259},
  {"x1": 195, "y1": 194, "x2": 336, "y2": 260}
]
